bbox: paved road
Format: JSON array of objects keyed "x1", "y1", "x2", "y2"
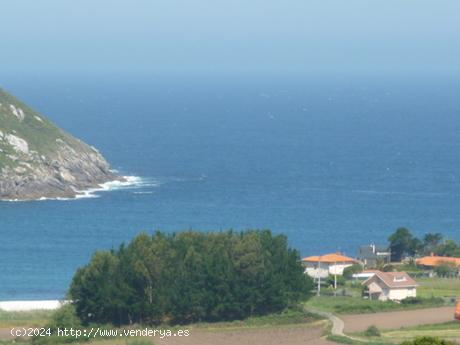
[{"x1": 342, "y1": 306, "x2": 455, "y2": 333}]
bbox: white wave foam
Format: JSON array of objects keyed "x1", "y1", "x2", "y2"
[
  {"x1": 73, "y1": 176, "x2": 157, "y2": 199},
  {"x1": 1, "y1": 176, "x2": 156, "y2": 202}
]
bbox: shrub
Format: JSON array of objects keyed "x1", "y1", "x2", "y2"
[
  {"x1": 32, "y1": 304, "x2": 82, "y2": 345},
  {"x1": 435, "y1": 264, "x2": 457, "y2": 278},
  {"x1": 364, "y1": 325, "x2": 381, "y2": 337},
  {"x1": 382, "y1": 264, "x2": 395, "y2": 272},
  {"x1": 342, "y1": 264, "x2": 363, "y2": 279},
  {"x1": 327, "y1": 335, "x2": 355, "y2": 344},
  {"x1": 47, "y1": 304, "x2": 81, "y2": 330},
  {"x1": 400, "y1": 337, "x2": 456, "y2": 345},
  {"x1": 401, "y1": 297, "x2": 444, "y2": 306},
  {"x1": 326, "y1": 275, "x2": 346, "y2": 287},
  {"x1": 401, "y1": 297, "x2": 423, "y2": 305}
]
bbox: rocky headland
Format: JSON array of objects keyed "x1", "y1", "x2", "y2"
[{"x1": 0, "y1": 88, "x2": 122, "y2": 200}]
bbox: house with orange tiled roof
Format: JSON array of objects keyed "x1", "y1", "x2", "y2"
[
  {"x1": 416, "y1": 255, "x2": 460, "y2": 268},
  {"x1": 302, "y1": 252, "x2": 358, "y2": 279},
  {"x1": 362, "y1": 271, "x2": 418, "y2": 301},
  {"x1": 416, "y1": 255, "x2": 460, "y2": 277}
]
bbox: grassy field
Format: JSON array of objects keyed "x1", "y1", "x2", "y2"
[
  {"x1": 417, "y1": 277, "x2": 460, "y2": 299},
  {"x1": 0, "y1": 307, "x2": 328, "y2": 345},
  {"x1": 0, "y1": 307, "x2": 322, "y2": 329},
  {"x1": 0, "y1": 310, "x2": 54, "y2": 328},
  {"x1": 304, "y1": 276, "x2": 460, "y2": 316},
  {"x1": 189, "y1": 308, "x2": 324, "y2": 330},
  {"x1": 305, "y1": 295, "x2": 445, "y2": 315},
  {"x1": 2, "y1": 277, "x2": 458, "y2": 345},
  {"x1": 346, "y1": 322, "x2": 460, "y2": 344}
]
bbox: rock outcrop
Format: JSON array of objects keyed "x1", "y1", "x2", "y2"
[{"x1": 0, "y1": 88, "x2": 122, "y2": 200}]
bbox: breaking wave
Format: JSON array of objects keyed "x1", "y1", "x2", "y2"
[{"x1": 73, "y1": 176, "x2": 159, "y2": 200}]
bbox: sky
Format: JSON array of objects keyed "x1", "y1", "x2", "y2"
[{"x1": 1, "y1": 0, "x2": 459, "y2": 76}]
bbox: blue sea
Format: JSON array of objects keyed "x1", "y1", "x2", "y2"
[{"x1": 1, "y1": 72, "x2": 460, "y2": 300}]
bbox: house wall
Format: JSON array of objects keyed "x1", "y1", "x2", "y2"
[
  {"x1": 304, "y1": 262, "x2": 354, "y2": 278},
  {"x1": 380, "y1": 288, "x2": 390, "y2": 301},
  {"x1": 367, "y1": 280, "x2": 383, "y2": 293},
  {"x1": 367, "y1": 280, "x2": 388, "y2": 301},
  {"x1": 328, "y1": 263, "x2": 354, "y2": 275},
  {"x1": 388, "y1": 287, "x2": 417, "y2": 301},
  {"x1": 304, "y1": 262, "x2": 329, "y2": 279},
  {"x1": 365, "y1": 278, "x2": 417, "y2": 301}
]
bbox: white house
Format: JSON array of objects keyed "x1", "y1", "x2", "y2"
[
  {"x1": 302, "y1": 253, "x2": 357, "y2": 279},
  {"x1": 352, "y1": 269, "x2": 379, "y2": 280},
  {"x1": 362, "y1": 271, "x2": 417, "y2": 301}
]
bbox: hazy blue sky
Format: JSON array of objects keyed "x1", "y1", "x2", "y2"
[{"x1": 1, "y1": 0, "x2": 459, "y2": 75}]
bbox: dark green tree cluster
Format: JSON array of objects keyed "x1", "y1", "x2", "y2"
[
  {"x1": 400, "y1": 337, "x2": 456, "y2": 345},
  {"x1": 69, "y1": 230, "x2": 313, "y2": 326},
  {"x1": 388, "y1": 228, "x2": 460, "y2": 261}
]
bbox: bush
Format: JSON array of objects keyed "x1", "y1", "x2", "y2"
[
  {"x1": 382, "y1": 264, "x2": 395, "y2": 272},
  {"x1": 326, "y1": 275, "x2": 346, "y2": 287},
  {"x1": 32, "y1": 304, "x2": 82, "y2": 345},
  {"x1": 435, "y1": 264, "x2": 458, "y2": 278},
  {"x1": 47, "y1": 304, "x2": 81, "y2": 330},
  {"x1": 327, "y1": 335, "x2": 355, "y2": 344},
  {"x1": 401, "y1": 297, "x2": 444, "y2": 306},
  {"x1": 400, "y1": 337, "x2": 456, "y2": 345},
  {"x1": 342, "y1": 264, "x2": 363, "y2": 280},
  {"x1": 401, "y1": 297, "x2": 423, "y2": 305},
  {"x1": 364, "y1": 325, "x2": 381, "y2": 337},
  {"x1": 70, "y1": 230, "x2": 314, "y2": 326}
]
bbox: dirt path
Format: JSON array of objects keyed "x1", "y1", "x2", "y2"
[{"x1": 342, "y1": 306, "x2": 455, "y2": 333}]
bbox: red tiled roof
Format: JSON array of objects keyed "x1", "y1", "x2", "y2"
[
  {"x1": 416, "y1": 256, "x2": 460, "y2": 267},
  {"x1": 302, "y1": 253, "x2": 357, "y2": 263},
  {"x1": 363, "y1": 271, "x2": 418, "y2": 288}
]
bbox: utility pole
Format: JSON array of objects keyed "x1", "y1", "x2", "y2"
[
  {"x1": 334, "y1": 260, "x2": 337, "y2": 296},
  {"x1": 317, "y1": 256, "x2": 322, "y2": 296}
]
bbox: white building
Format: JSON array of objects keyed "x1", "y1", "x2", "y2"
[
  {"x1": 352, "y1": 269, "x2": 379, "y2": 280},
  {"x1": 362, "y1": 271, "x2": 417, "y2": 301},
  {"x1": 302, "y1": 253, "x2": 357, "y2": 279}
]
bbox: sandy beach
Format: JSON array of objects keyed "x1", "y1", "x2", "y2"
[{"x1": 0, "y1": 300, "x2": 65, "y2": 312}]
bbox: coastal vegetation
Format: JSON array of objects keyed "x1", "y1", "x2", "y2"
[
  {"x1": 2, "y1": 229, "x2": 460, "y2": 345},
  {"x1": 305, "y1": 295, "x2": 445, "y2": 315},
  {"x1": 388, "y1": 228, "x2": 460, "y2": 261},
  {"x1": 0, "y1": 310, "x2": 53, "y2": 328},
  {"x1": 69, "y1": 230, "x2": 313, "y2": 326}
]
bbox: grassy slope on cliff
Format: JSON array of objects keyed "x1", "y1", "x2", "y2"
[{"x1": 0, "y1": 88, "x2": 91, "y2": 168}]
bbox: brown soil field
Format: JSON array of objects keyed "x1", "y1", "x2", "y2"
[
  {"x1": 155, "y1": 325, "x2": 337, "y2": 345},
  {"x1": 0, "y1": 324, "x2": 338, "y2": 345},
  {"x1": 342, "y1": 306, "x2": 455, "y2": 333}
]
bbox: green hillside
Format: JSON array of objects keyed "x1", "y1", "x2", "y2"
[{"x1": 0, "y1": 88, "x2": 118, "y2": 200}]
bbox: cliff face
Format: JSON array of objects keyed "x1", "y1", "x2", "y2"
[{"x1": 0, "y1": 88, "x2": 121, "y2": 200}]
